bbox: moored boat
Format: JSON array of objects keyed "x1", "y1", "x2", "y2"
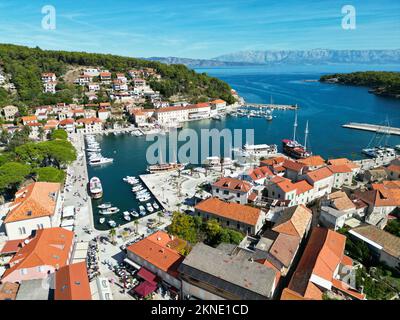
[
  {"x1": 89, "y1": 177, "x2": 103, "y2": 199},
  {"x1": 282, "y1": 114, "x2": 311, "y2": 159},
  {"x1": 100, "y1": 207, "x2": 120, "y2": 215},
  {"x1": 98, "y1": 202, "x2": 112, "y2": 209},
  {"x1": 147, "y1": 162, "x2": 186, "y2": 174}
]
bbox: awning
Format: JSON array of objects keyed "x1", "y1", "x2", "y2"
[
  {"x1": 0, "y1": 239, "x2": 23, "y2": 255},
  {"x1": 134, "y1": 281, "x2": 157, "y2": 297},
  {"x1": 62, "y1": 206, "x2": 75, "y2": 218},
  {"x1": 123, "y1": 258, "x2": 141, "y2": 270},
  {"x1": 137, "y1": 267, "x2": 157, "y2": 283},
  {"x1": 61, "y1": 219, "x2": 74, "y2": 227}
]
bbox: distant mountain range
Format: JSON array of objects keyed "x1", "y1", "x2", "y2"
[
  {"x1": 146, "y1": 49, "x2": 400, "y2": 67},
  {"x1": 145, "y1": 56, "x2": 257, "y2": 67},
  {"x1": 214, "y1": 49, "x2": 400, "y2": 64}
]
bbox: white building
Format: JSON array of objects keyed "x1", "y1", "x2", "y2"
[
  {"x1": 84, "y1": 68, "x2": 100, "y2": 77},
  {"x1": 154, "y1": 106, "x2": 188, "y2": 125},
  {"x1": 75, "y1": 74, "x2": 92, "y2": 86},
  {"x1": 43, "y1": 81, "x2": 57, "y2": 94},
  {"x1": 76, "y1": 117, "x2": 103, "y2": 134},
  {"x1": 211, "y1": 177, "x2": 253, "y2": 205},
  {"x1": 41, "y1": 73, "x2": 56, "y2": 83},
  {"x1": 305, "y1": 167, "x2": 334, "y2": 199},
  {"x1": 97, "y1": 109, "x2": 110, "y2": 121},
  {"x1": 4, "y1": 182, "x2": 61, "y2": 240},
  {"x1": 88, "y1": 83, "x2": 100, "y2": 91},
  {"x1": 319, "y1": 191, "x2": 357, "y2": 230},
  {"x1": 2, "y1": 105, "x2": 19, "y2": 121}
]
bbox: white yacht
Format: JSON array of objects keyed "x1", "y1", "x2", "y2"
[
  {"x1": 130, "y1": 211, "x2": 140, "y2": 218},
  {"x1": 89, "y1": 177, "x2": 103, "y2": 199},
  {"x1": 123, "y1": 211, "x2": 131, "y2": 221},
  {"x1": 100, "y1": 207, "x2": 120, "y2": 215},
  {"x1": 108, "y1": 220, "x2": 117, "y2": 228},
  {"x1": 233, "y1": 143, "x2": 278, "y2": 159},
  {"x1": 98, "y1": 203, "x2": 112, "y2": 209},
  {"x1": 146, "y1": 203, "x2": 154, "y2": 213},
  {"x1": 89, "y1": 157, "x2": 114, "y2": 166}
]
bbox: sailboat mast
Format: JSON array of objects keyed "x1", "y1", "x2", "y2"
[
  {"x1": 293, "y1": 112, "x2": 298, "y2": 142},
  {"x1": 304, "y1": 121, "x2": 309, "y2": 151}
]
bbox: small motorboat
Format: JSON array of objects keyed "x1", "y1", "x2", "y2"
[
  {"x1": 123, "y1": 211, "x2": 131, "y2": 221},
  {"x1": 135, "y1": 190, "x2": 149, "y2": 197},
  {"x1": 139, "y1": 206, "x2": 146, "y2": 215},
  {"x1": 130, "y1": 211, "x2": 140, "y2": 218},
  {"x1": 108, "y1": 220, "x2": 117, "y2": 228},
  {"x1": 99, "y1": 217, "x2": 105, "y2": 224},
  {"x1": 132, "y1": 185, "x2": 143, "y2": 192},
  {"x1": 136, "y1": 193, "x2": 150, "y2": 200},
  {"x1": 153, "y1": 202, "x2": 160, "y2": 210},
  {"x1": 98, "y1": 203, "x2": 112, "y2": 209},
  {"x1": 139, "y1": 195, "x2": 151, "y2": 202},
  {"x1": 101, "y1": 207, "x2": 120, "y2": 215},
  {"x1": 146, "y1": 203, "x2": 154, "y2": 213}
]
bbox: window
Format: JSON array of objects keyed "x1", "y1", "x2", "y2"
[
  {"x1": 216, "y1": 188, "x2": 219, "y2": 193},
  {"x1": 223, "y1": 190, "x2": 229, "y2": 195},
  {"x1": 237, "y1": 223, "x2": 240, "y2": 230},
  {"x1": 20, "y1": 268, "x2": 28, "y2": 275},
  {"x1": 19, "y1": 227, "x2": 26, "y2": 235},
  {"x1": 226, "y1": 221, "x2": 230, "y2": 226},
  {"x1": 38, "y1": 266, "x2": 45, "y2": 273},
  {"x1": 237, "y1": 193, "x2": 240, "y2": 197}
]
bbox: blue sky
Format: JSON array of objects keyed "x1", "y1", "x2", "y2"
[{"x1": 0, "y1": 0, "x2": 399, "y2": 58}]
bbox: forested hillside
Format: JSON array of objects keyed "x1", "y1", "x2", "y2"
[
  {"x1": 0, "y1": 43, "x2": 235, "y2": 107},
  {"x1": 320, "y1": 71, "x2": 400, "y2": 98}
]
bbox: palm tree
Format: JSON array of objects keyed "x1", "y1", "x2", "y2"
[
  {"x1": 108, "y1": 228, "x2": 117, "y2": 245},
  {"x1": 157, "y1": 211, "x2": 164, "y2": 223}
]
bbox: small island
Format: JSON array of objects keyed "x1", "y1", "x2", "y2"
[{"x1": 320, "y1": 71, "x2": 400, "y2": 98}]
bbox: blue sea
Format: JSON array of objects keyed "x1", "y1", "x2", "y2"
[{"x1": 89, "y1": 64, "x2": 400, "y2": 229}]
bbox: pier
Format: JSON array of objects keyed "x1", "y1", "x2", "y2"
[
  {"x1": 244, "y1": 103, "x2": 298, "y2": 110},
  {"x1": 342, "y1": 122, "x2": 400, "y2": 136}
]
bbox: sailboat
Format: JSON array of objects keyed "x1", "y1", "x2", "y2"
[
  {"x1": 282, "y1": 113, "x2": 312, "y2": 159},
  {"x1": 146, "y1": 142, "x2": 186, "y2": 173},
  {"x1": 362, "y1": 117, "x2": 396, "y2": 158}
]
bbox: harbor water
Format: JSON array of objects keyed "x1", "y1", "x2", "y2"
[{"x1": 88, "y1": 64, "x2": 400, "y2": 230}]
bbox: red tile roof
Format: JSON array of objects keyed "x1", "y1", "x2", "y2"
[
  {"x1": 387, "y1": 164, "x2": 400, "y2": 173},
  {"x1": 55, "y1": 262, "x2": 92, "y2": 300},
  {"x1": 328, "y1": 164, "x2": 353, "y2": 173},
  {"x1": 127, "y1": 231, "x2": 185, "y2": 277},
  {"x1": 2, "y1": 228, "x2": 74, "y2": 280},
  {"x1": 294, "y1": 180, "x2": 313, "y2": 195},
  {"x1": 306, "y1": 167, "x2": 333, "y2": 183},
  {"x1": 298, "y1": 155, "x2": 326, "y2": 167},
  {"x1": 213, "y1": 177, "x2": 252, "y2": 193},
  {"x1": 76, "y1": 117, "x2": 102, "y2": 124},
  {"x1": 0, "y1": 239, "x2": 24, "y2": 255},
  {"x1": 327, "y1": 158, "x2": 360, "y2": 170},
  {"x1": 260, "y1": 156, "x2": 286, "y2": 167},
  {"x1": 248, "y1": 166, "x2": 274, "y2": 181},
  {"x1": 272, "y1": 205, "x2": 312, "y2": 238},
  {"x1": 282, "y1": 159, "x2": 306, "y2": 172},
  {"x1": 5, "y1": 182, "x2": 61, "y2": 223},
  {"x1": 195, "y1": 197, "x2": 262, "y2": 226},
  {"x1": 285, "y1": 227, "x2": 346, "y2": 300}
]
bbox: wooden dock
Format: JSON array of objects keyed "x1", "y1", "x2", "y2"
[{"x1": 342, "y1": 122, "x2": 400, "y2": 136}]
